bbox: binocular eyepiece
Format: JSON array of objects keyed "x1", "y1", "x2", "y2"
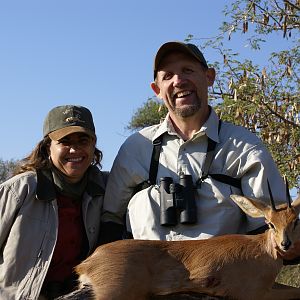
[{"x1": 159, "y1": 174, "x2": 197, "y2": 226}]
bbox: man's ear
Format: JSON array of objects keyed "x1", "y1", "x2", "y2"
[
  {"x1": 151, "y1": 82, "x2": 161, "y2": 98},
  {"x1": 206, "y1": 68, "x2": 216, "y2": 87}
]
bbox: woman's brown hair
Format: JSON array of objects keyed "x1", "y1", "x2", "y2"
[{"x1": 14, "y1": 136, "x2": 103, "y2": 175}]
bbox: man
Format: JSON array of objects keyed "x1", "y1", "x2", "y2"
[{"x1": 100, "y1": 41, "x2": 287, "y2": 242}]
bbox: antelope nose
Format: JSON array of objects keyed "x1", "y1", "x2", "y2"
[{"x1": 281, "y1": 239, "x2": 291, "y2": 250}]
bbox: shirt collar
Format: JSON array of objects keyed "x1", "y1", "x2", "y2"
[
  {"x1": 152, "y1": 106, "x2": 220, "y2": 143},
  {"x1": 152, "y1": 113, "x2": 174, "y2": 142},
  {"x1": 201, "y1": 107, "x2": 220, "y2": 143}
]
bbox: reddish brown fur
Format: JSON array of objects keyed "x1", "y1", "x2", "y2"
[{"x1": 76, "y1": 195, "x2": 300, "y2": 300}]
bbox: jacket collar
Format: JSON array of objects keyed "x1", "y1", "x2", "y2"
[
  {"x1": 86, "y1": 166, "x2": 105, "y2": 196},
  {"x1": 36, "y1": 166, "x2": 105, "y2": 202},
  {"x1": 36, "y1": 169, "x2": 56, "y2": 202}
]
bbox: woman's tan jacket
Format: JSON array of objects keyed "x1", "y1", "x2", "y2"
[{"x1": 0, "y1": 167, "x2": 107, "y2": 300}]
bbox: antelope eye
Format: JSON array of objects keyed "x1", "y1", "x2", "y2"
[{"x1": 268, "y1": 222, "x2": 275, "y2": 230}]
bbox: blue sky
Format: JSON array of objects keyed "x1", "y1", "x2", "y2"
[
  {"x1": 0, "y1": 0, "x2": 225, "y2": 170},
  {"x1": 0, "y1": 1, "x2": 290, "y2": 172}
]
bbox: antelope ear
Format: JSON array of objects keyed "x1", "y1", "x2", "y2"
[{"x1": 230, "y1": 195, "x2": 268, "y2": 218}]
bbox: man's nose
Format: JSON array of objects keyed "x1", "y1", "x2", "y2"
[{"x1": 173, "y1": 73, "x2": 186, "y2": 86}]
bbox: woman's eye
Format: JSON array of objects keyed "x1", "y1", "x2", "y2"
[
  {"x1": 79, "y1": 139, "x2": 89, "y2": 146},
  {"x1": 58, "y1": 140, "x2": 70, "y2": 146}
]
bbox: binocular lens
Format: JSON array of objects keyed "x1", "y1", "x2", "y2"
[{"x1": 159, "y1": 175, "x2": 197, "y2": 226}]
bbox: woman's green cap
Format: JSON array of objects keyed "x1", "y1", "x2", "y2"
[{"x1": 43, "y1": 105, "x2": 96, "y2": 141}]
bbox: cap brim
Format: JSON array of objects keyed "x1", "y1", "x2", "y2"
[
  {"x1": 154, "y1": 41, "x2": 208, "y2": 79},
  {"x1": 154, "y1": 42, "x2": 189, "y2": 69},
  {"x1": 48, "y1": 126, "x2": 95, "y2": 141}
]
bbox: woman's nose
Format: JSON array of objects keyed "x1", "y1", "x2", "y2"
[
  {"x1": 69, "y1": 142, "x2": 81, "y2": 152},
  {"x1": 69, "y1": 146, "x2": 77, "y2": 153}
]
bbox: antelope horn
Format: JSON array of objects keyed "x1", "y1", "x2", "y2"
[
  {"x1": 284, "y1": 176, "x2": 292, "y2": 208},
  {"x1": 267, "y1": 180, "x2": 276, "y2": 211}
]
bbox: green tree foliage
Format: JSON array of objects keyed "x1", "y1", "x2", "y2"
[
  {"x1": 128, "y1": 0, "x2": 299, "y2": 190},
  {"x1": 127, "y1": 98, "x2": 168, "y2": 131},
  {"x1": 0, "y1": 158, "x2": 19, "y2": 183}
]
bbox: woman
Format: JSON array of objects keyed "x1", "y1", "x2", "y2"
[{"x1": 0, "y1": 105, "x2": 108, "y2": 300}]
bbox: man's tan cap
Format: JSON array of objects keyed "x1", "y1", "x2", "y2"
[{"x1": 153, "y1": 41, "x2": 208, "y2": 79}]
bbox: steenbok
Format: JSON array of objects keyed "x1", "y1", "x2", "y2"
[{"x1": 75, "y1": 186, "x2": 300, "y2": 300}]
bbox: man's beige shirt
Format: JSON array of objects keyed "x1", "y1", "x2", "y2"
[{"x1": 103, "y1": 108, "x2": 286, "y2": 240}]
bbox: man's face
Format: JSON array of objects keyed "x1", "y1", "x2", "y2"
[{"x1": 151, "y1": 52, "x2": 215, "y2": 119}]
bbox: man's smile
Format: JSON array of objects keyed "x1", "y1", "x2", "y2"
[{"x1": 175, "y1": 90, "x2": 192, "y2": 98}]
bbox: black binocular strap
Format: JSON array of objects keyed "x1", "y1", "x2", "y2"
[
  {"x1": 149, "y1": 137, "x2": 163, "y2": 185},
  {"x1": 208, "y1": 173, "x2": 241, "y2": 189},
  {"x1": 132, "y1": 136, "x2": 163, "y2": 195},
  {"x1": 147, "y1": 120, "x2": 241, "y2": 190},
  {"x1": 200, "y1": 135, "x2": 218, "y2": 180}
]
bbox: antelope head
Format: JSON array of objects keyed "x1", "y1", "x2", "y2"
[{"x1": 230, "y1": 180, "x2": 300, "y2": 254}]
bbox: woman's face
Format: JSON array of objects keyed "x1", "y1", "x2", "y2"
[{"x1": 48, "y1": 132, "x2": 96, "y2": 183}]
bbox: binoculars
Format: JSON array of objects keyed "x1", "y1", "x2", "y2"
[{"x1": 159, "y1": 174, "x2": 197, "y2": 226}]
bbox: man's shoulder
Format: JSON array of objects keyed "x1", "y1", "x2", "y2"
[
  {"x1": 113, "y1": 124, "x2": 162, "y2": 168},
  {"x1": 220, "y1": 121, "x2": 262, "y2": 144},
  {"x1": 137, "y1": 123, "x2": 161, "y2": 138},
  {"x1": 122, "y1": 124, "x2": 161, "y2": 147}
]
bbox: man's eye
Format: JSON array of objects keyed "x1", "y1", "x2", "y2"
[
  {"x1": 184, "y1": 68, "x2": 193, "y2": 74},
  {"x1": 163, "y1": 73, "x2": 173, "y2": 80}
]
